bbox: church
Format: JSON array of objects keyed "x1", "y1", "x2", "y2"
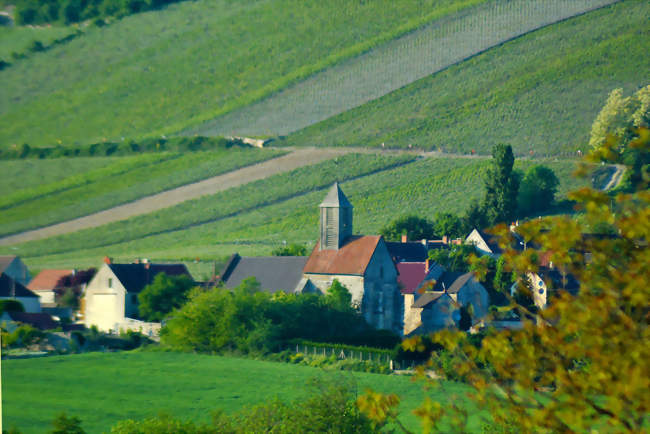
[{"x1": 301, "y1": 183, "x2": 403, "y2": 334}]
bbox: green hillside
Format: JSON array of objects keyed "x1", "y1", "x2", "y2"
[
  {"x1": 0, "y1": 148, "x2": 280, "y2": 237},
  {"x1": 0, "y1": 0, "x2": 484, "y2": 147},
  {"x1": 1, "y1": 352, "x2": 483, "y2": 433},
  {"x1": 2, "y1": 154, "x2": 584, "y2": 271},
  {"x1": 0, "y1": 25, "x2": 75, "y2": 59},
  {"x1": 281, "y1": 0, "x2": 650, "y2": 156}
]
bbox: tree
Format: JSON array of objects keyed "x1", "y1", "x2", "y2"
[
  {"x1": 483, "y1": 144, "x2": 520, "y2": 226},
  {"x1": 271, "y1": 243, "x2": 307, "y2": 256},
  {"x1": 137, "y1": 273, "x2": 194, "y2": 321},
  {"x1": 457, "y1": 305, "x2": 472, "y2": 331},
  {"x1": 50, "y1": 413, "x2": 85, "y2": 434},
  {"x1": 325, "y1": 279, "x2": 352, "y2": 311},
  {"x1": 428, "y1": 244, "x2": 475, "y2": 272},
  {"x1": 380, "y1": 215, "x2": 434, "y2": 241},
  {"x1": 517, "y1": 165, "x2": 560, "y2": 216},
  {"x1": 463, "y1": 200, "x2": 488, "y2": 231},
  {"x1": 361, "y1": 130, "x2": 650, "y2": 432},
  {"x1": 0, "y1": 299, "x2": 24, "y2": 313},
  {"x1": 59, "y1": 288, "x2": 80, "y2": 310},
  {"x1": 432, "y1": 212, "x2": 466, "y2": 239}
]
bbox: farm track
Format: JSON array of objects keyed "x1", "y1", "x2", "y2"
[
  {"x1": 187, "y1": 0, "x2": 619, "y2": 138},
  {"x1": 0, "y1": 148, "x2": 350, "y2": 246}
]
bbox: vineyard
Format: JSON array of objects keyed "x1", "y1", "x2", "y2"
[
  {"x1": 189, "y1": 0, "x2": 619, "y2": 138},
  {"x1": 3, "y1": 155, "x2": 584, "y2": 271},
  {"x1": 0, "y1": 148, "x2": 280, "y2": 237},
  {"x1": 283, "y1": 0, "x2": 648, "y2": 155},
  {"x1": 0, "y1": 0, "x2": 483, "y2": 148}
]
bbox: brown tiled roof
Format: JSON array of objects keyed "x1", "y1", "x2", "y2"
[
  {"x1": 27, "y1": 269, "x2": 73, "y2": 291},
  {"x1": 303, "y1": 236, "x2": 381, "y2": 275}
]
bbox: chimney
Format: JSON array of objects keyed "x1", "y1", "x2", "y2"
[
  {"x1": 425, "y1": 259, "x2": 430, "y2": 273},
  {"x1": 103, "y1": 256, "x2": 112, "y2": 264},
  {"x1": 421, "y1": 239, "x2": 427, "y2": 246},
  {"x1": 71, "y1": 269, "x2": 76, "y2": 276},
  {"x1": 134, "y1": 258, "x2": 140, "y2": 264},
  {"x1": 401, "y1": 234, "x2": 408, "y2": 243},
  {"x1": 442, "y1": 235, "x2": 449, "y2": 244},
  {"x1": 144, "y1": 262, "x2": 150, "y2": 269}
]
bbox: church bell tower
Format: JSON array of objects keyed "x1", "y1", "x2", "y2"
[{"x1": 319, "y1": 182, "x2": 353, "y2": 250}]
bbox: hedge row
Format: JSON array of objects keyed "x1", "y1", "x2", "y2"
[{"x1": 0, "y1": 136, "x2": 241, "y2": 160}]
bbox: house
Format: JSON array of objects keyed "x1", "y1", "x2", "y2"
[
  {"x1": 1, "y1": 311, "x2": 57, "y2": 332},
  {"x1": 465, "y1": 229, "x2": 504, "y2": 257},
  {"x1": 27, "y1": 269, "x2": 75, "y2": 304},
  {"x1": 0, "y1": 255, "x2": 31, "y2": 286},
  {"x1": 83, "y1": 258, "x2": 191, "y2": 333},
  {"x1": 301, "y1": 183, "x2": 402, "y2": 333},
  {"x1": 220, "y1": 254, "x2": 312, "y2": 293},
  {"x1": 403, "y1": 263, "x2": 489, "y2": 335},
  {"x1": 0, "y1": 273, "x2": 41, "y2": 313}
]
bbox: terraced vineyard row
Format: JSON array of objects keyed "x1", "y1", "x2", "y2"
[
  {"x1": 189, "y1": 0, "x2": 619, "y2": 138},
  {"x1": 0, "y1": 148, "x2": 281, "y2": 237}
]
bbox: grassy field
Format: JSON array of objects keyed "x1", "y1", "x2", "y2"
[
  {"x1": 0, "y1": 0, "x2": 485, "y2": 148},
  {"x1": 0, "y1": 156, "x2": 119, "y2": 192},
  {"x1": 3, "y1": 155, "x2": 585, "y2": 271},
  {"x1": 281, "y1": 0, "x2": 650, "y2": 156},
  {"x1": 0, "y1": 148, "x2": 281, "y2": 237},
  {"x1": 0, "y1": 25, "x2": 75, "y2": 59},
  {"x1": 1, "y1": 351, "x2": 485, "y2": 433},
  {"x1": 190, "y1": 0, "x2": 618, "y2": 139}
]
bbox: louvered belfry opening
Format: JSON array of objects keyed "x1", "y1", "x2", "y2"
[{"x1": 319, "y1": 182, "x2": 353, "y2": 251}]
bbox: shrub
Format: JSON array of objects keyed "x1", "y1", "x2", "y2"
[{"x1": 0, "y1": 299, "x2": 25, "y2": 313}]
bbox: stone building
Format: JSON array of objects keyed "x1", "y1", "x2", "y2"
[{"x1": 301, "y1": 183, "x2": 402, "y2": 333}]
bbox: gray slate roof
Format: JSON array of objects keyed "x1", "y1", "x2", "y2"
[
  {"x1": 220, "y1": 254, "x2": 308, "y2": 293},
  {"x1": 0, "y1": 273, "x2": 38, "y2": 298},
  {"x1": 0, "y1": 255, "x2": 16, "y2": 275},
  {"x1": 108, "y1": 263, "x2": 191, "y2": 293},
  {"x1": 319, "y1": 182, "x2": 352, "y2": 208}
]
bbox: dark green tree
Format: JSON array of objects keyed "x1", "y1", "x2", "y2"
[
  {"x1": 271, "y1": 243, "x2": 307, "y2": 256},
  {"x1": 137, "y1": 273, "x2": 195, "y2": 321},
  {"x1": 325, "y1": 279, "x2": 352, "y2": 311},
  {"x1": 0, "y1": 299, "x2": 25, "y2": 313},
  {"x1": 50, "y1": 412, "x2": 85, "y2": 434},
  {"x1": 483, "y1": 144, "x2": 520, "y2": 225},
  {"x1": 380, "y1": 215, "x2": 434, "y2": 241},
  {"x1": 464, "y1": 200, "x2": 488, "y2": 231},
  {"x1": 518, "y1": 165, "x2": 560, "y2": 216},
  {"x1": 458, "y1": 305, "x2": 472, "y2": 331},
  {"x1": 433, "y1": 212, "x2": 466, "y2": 239}
]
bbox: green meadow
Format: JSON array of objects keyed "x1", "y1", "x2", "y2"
[
  {"x1": 0, "y1": 148, "x2": 280, "y2": 237},
  {"x1": 0, "y1": 25, "x2": 75, "y2": 59},
  {"x1": 281, "y1": 0, "x2": 650, "y2": 156},
  {"x1": 0, "y1": 0, "x2": 485, "y2": 147},
  {"x1": 3, "y1": 155, "x2": 584, "y2": 271},
  {"x1": 1, "y1": 351, "x2": 484, "y2": 433}
]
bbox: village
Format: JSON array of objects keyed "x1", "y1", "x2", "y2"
[{"x1": 1, "y1": 180, "x2": 583, "y2": 354}]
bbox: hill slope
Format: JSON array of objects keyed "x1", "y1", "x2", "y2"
[
  {"x1": 0, "y1": 0, "x2": 484, "y2": 147},
  {"x1": 281, "y1": 0, "x2": 649, "y2": 155},
  {"x1": 188, "y1": 0, "x2": 619, "y2": 139}
]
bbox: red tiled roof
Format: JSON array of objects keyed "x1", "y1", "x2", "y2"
[
  {"x1": 397, "y1": 262, "x2": 427, "y2": 294},
  {"x1": 303, "y1": 236, "x2": 381, "y2": 275},
  {"x1": 27, "y1": 269, "x2": 73, "y2": 291}
]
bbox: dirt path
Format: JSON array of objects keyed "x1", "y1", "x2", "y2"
[
  {"x1": 602, "y1": 164, "x2": 625, "y2": 191},
  {"x1": 0, "y1": 148, "x2": 349, "y2": 246}
]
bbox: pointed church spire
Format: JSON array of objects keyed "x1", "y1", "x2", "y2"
[{"x1": 319, "y1": 182, "x2": 353, "y2": 250}]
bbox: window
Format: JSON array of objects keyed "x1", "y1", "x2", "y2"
[
  {"x1": 108, "y1": 278, "x2": 113, "y2": 288},
  {"x1": 539, "y1": 289, "x2": 545, "y2": 295}
]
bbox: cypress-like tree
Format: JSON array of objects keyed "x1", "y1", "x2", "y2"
[{"x1": 483, "y1": 144, "x2": 519, "y2": 225}]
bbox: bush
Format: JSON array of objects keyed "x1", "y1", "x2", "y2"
[{"x1": 0, "y1": 299, "x2": 25, "y2": 313}]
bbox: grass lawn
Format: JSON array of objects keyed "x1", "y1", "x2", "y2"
[
  {"x1": 1, "y1": 351, "x2": 485, "y2": 433},
  {"x1": 0, "y1": 148, "x2": 281, "y2": 237},
  {"x1": 0, "y1": 0, "x2": 485, "y2": 148},
  {"x1": 5, "y1": 155, "x2": 585, "y2": 271},
  {"x1": 281, "y1": 0, "x2": 650, "y2": 156}
]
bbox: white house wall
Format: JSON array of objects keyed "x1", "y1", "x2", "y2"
[{"x1": 84, "y1": 265, "x2": 126, "y2": 332}]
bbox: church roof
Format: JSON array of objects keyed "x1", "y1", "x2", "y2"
[
  {"x1": 319, "y1": 182, "x2": 352, "y2": 208},
  {"x1": 220, "y1": 254, "x2": 308, "y2": 293},
  {"x1": 303, "y1": 235, "x2": 381, "y2": 276}
]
